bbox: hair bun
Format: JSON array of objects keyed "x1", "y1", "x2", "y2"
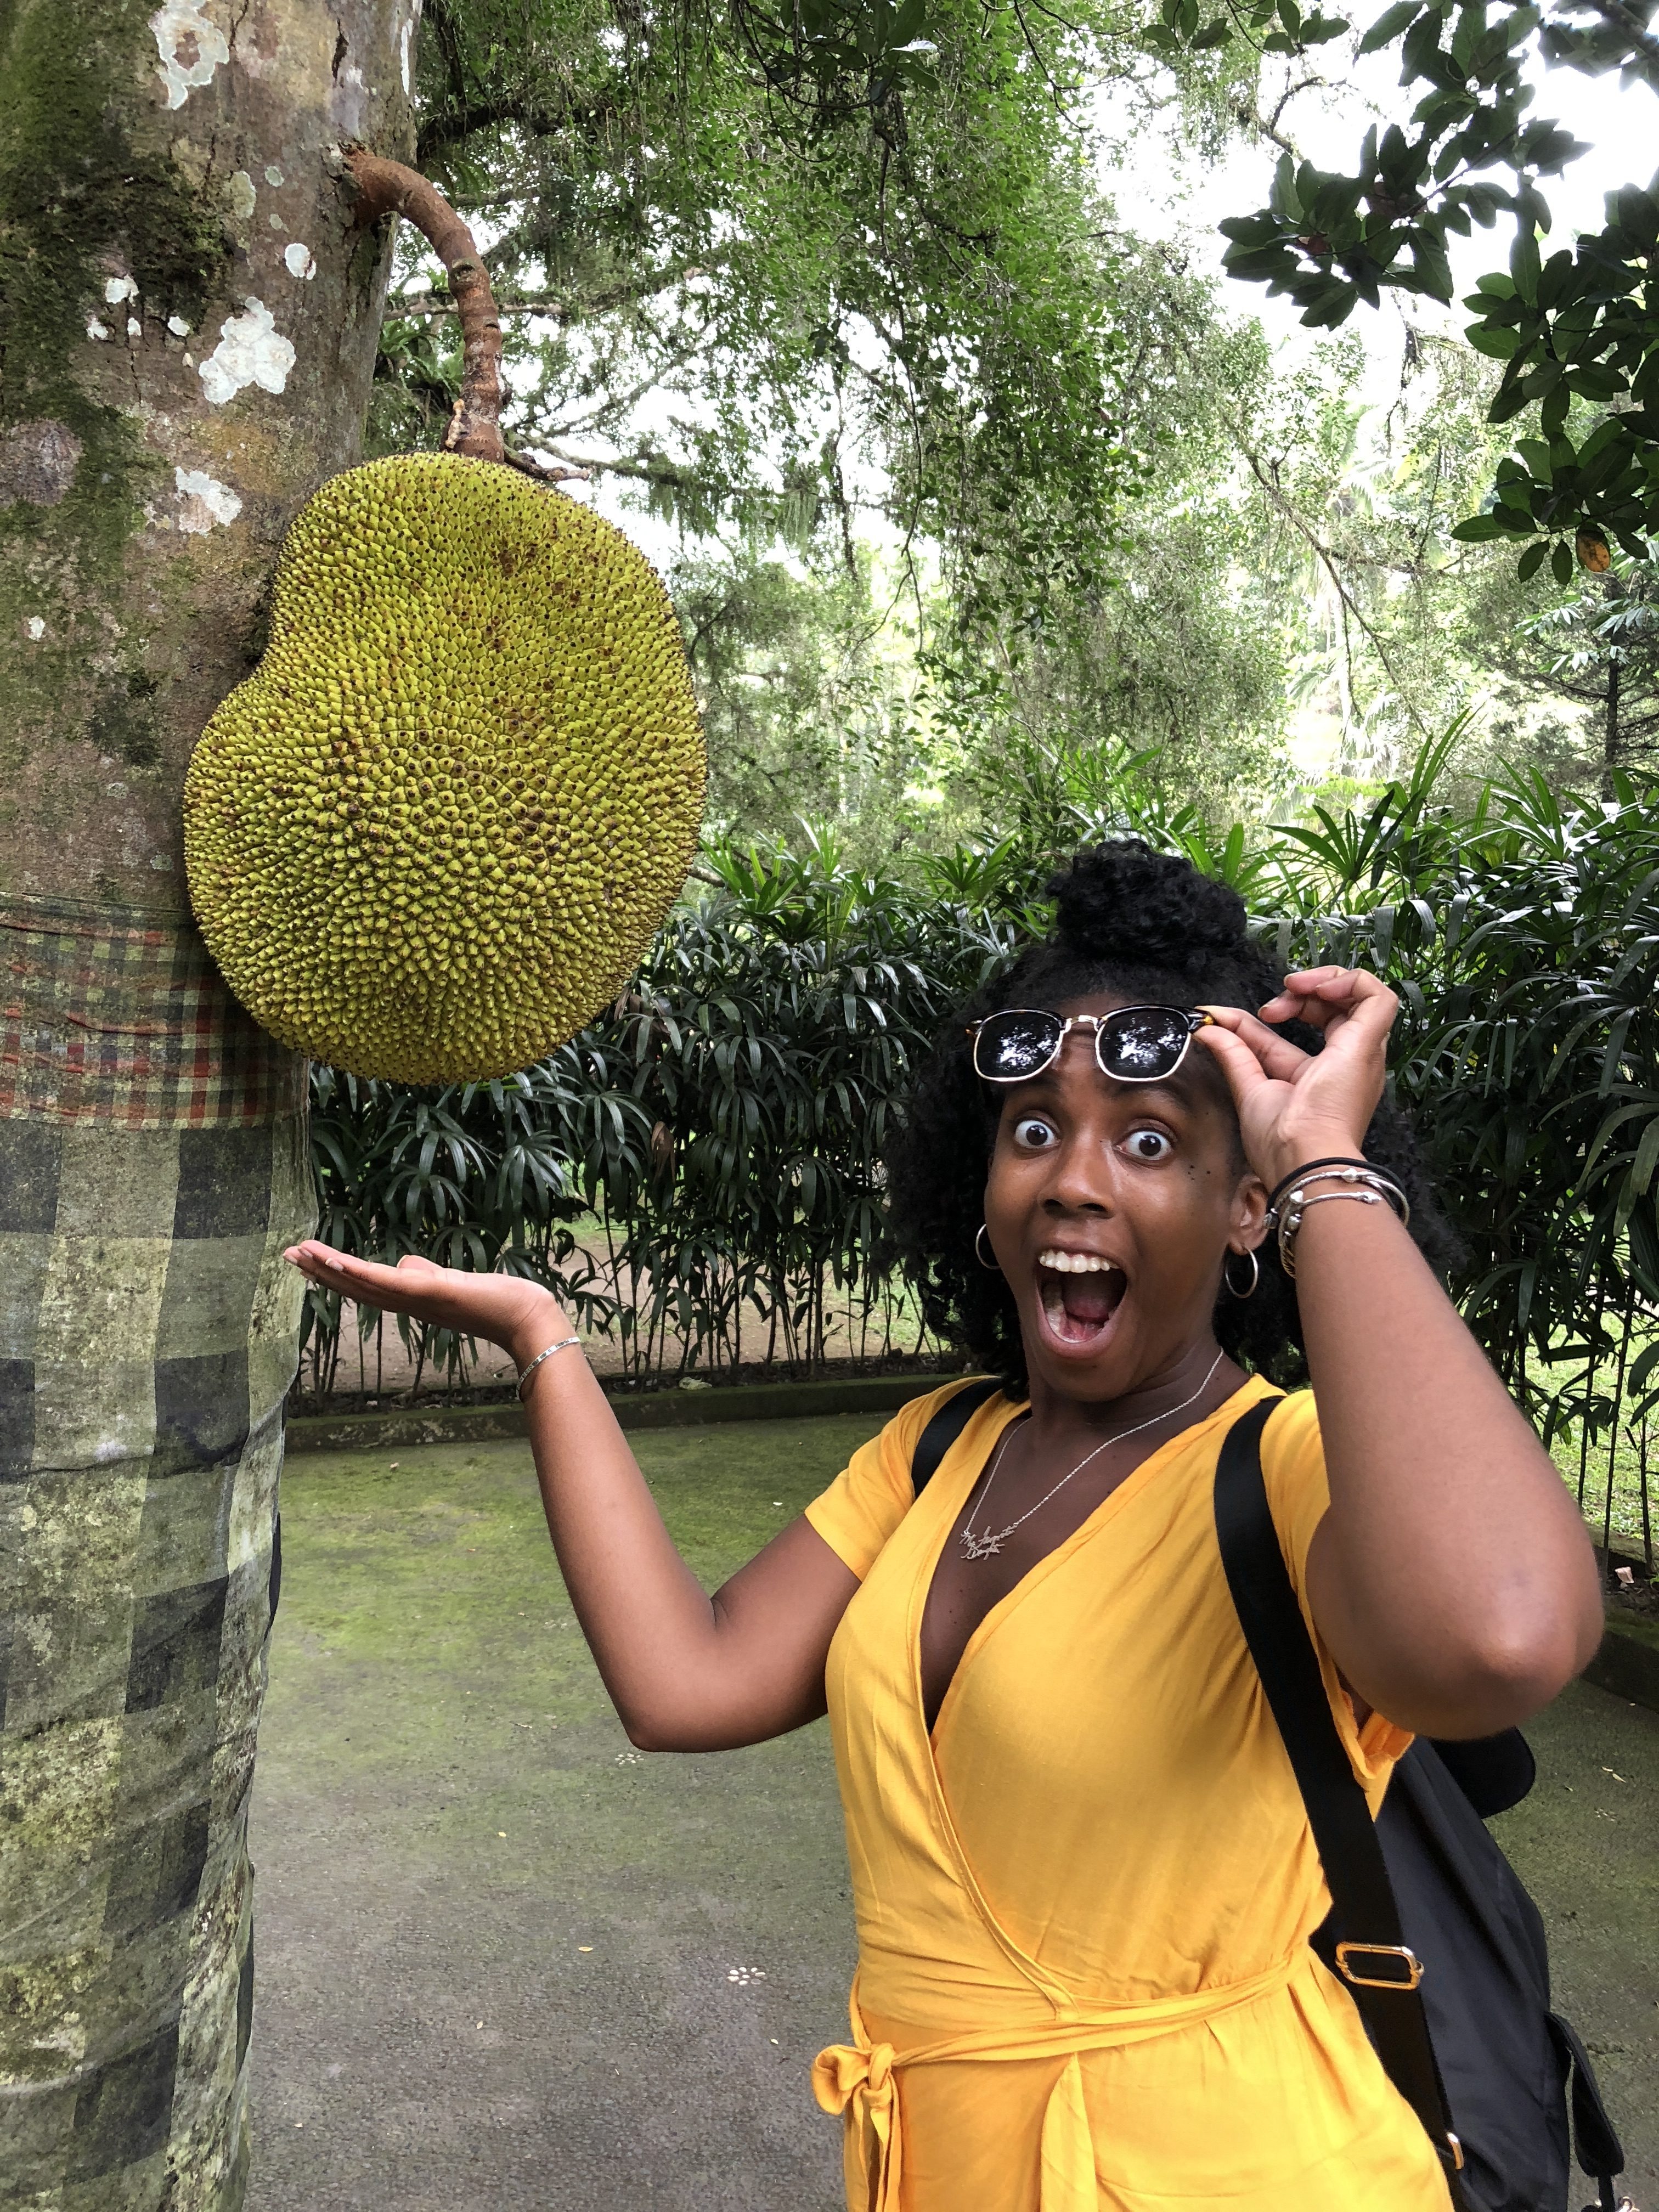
[{"x1": 1047, "y1": 841, "x2": 1247, "y2": 968}]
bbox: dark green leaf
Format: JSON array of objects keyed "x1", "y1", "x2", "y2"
[{"x1": 1358, "y1": 0, "x2": 1421, "y2": 50}]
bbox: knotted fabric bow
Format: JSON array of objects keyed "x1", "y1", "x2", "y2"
[{"x1": 814, "y1": 1960, "x2": 1299, "y2": 2212}]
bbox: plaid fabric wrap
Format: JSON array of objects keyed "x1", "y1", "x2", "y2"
[
  {"x1": 1, "y1": 897, "x2": 305, "y2": 1128},
  {"x1": 0, "y1": 910, "x2": 315, "y2": 2209}
]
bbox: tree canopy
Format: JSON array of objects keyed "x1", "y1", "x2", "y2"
[
  {"x1": 382, "y1": 0, "x2": 1172, "y2": 610},
  {"x1": 1157, "y1": 0, "x2": 1659, "y2": 577},
  {"x1": 374, "y1": 0, "x2": 1659, "y2": 843}
]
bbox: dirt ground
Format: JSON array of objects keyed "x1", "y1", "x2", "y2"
[{"x1": 246, "y1": 1417, "x2": 1659, "y2": 2212}]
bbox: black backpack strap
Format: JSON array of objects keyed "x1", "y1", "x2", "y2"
[
  {"x1": 1426, "y1": 1726, "x2": 1535, "y2": 1819},
  {"x1": 910, "y1": 1376, "x2": 1005, "y2": 1497},
  {"x1": 1214, "y1": 1400, "x2": 1470, "y2": 2202},
  {"x1": 1547, "y1": 2011, "x2": 1627, "y2": 2205}
]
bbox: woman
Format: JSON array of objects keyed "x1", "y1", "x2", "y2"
[{"x1": 286, "y1": 842, "x2": 1603, "y2": 2211}]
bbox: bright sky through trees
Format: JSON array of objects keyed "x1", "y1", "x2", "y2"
[{"x1": 1121, "y1": 54, "x2": 1658, "y2": 385}]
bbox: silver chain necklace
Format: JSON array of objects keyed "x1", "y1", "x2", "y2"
[{"x1": 957, "y1": 1347, "x2": 1228, "y2": 1561}]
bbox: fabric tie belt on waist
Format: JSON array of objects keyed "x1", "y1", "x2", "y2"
[{"x1": 812, "y1": 1956, "x2": 1299, "y2": 2212}]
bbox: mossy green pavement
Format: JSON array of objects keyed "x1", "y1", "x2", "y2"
[{"x1": 247, "y1": 1415, "x2": 1659, "y2": 2211}]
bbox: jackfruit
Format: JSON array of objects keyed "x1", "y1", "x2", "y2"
[{"x1": 183, "y1": 452, "x2": 706, "y2": 1084}]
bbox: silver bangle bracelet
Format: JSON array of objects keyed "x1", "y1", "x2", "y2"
[
  {"x1": 1277, "y1": 1187, "x2": 1405, "y2": 1280},
  {"x1": 516, "y1": 1334, "x2": 583, "y2": 1399},
  {"x1": 1272, "y1": 1163, "x2": 1409, "y2": 1226}
]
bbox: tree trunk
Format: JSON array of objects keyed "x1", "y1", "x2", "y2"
[
  {"x1": 1600, "y1": 571, "x2": 1625, "y2": 793},
  {"x1": 0, "y1": 0, "x2": 409, "y2": 2201},
  {"x1": 1605, "y1": 645, "x2": 1622, "y2": 787}
]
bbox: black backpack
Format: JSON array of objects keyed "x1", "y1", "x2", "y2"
[{"x1": 909, "y1": 1381, "x2": 1628, "y2": 2212}]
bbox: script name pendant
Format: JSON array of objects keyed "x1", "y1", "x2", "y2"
[
  {"x1": 960, "y1": 1528, "x2": 1005, "y2": 1560},
  {"x1": 953, "y1": 1345, "x2": 1228, "y2": 1567}
]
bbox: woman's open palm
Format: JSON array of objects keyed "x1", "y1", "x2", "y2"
[{"x1": 284, "y1": 1242, "x2": 560, "y2": 1362}]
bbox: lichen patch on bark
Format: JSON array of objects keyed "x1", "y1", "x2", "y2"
[
  {"x1": 198, "y1": 299, "x2": 297, "y2": 405},
  {"x1": 150, "y1": 0, "x2": 231, "y2": 108},
  {"x1": 0, "y1": 420, "x2": 84, "y2": 507},
  {"x1": 173, "y1": 467, "x2": 244, "y2": 532}
]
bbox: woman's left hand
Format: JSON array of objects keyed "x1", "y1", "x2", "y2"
[
  {"x1": 284, "y1": 1242, "x2": 562, "y2": 1369},
  {"x1": 1196, "y1": 966, "x2": 1399, "y2": 1189}
]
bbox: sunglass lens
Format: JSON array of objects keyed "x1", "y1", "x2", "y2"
[
  {"x1": 1098, "y1": 1008, "x2": 1192, "y2": 1079},
  {"x1": 976, "y1": 1010, "x2": 1063, "y2": 1080}
]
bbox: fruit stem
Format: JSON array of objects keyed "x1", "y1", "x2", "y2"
[{"x1": 345, "y1": 150, "x2": 505, "y2": 465}]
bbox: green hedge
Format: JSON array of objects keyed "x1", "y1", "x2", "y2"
[{"x1": 298, "y1": 749, "x2": 1658, "y2": 1551}]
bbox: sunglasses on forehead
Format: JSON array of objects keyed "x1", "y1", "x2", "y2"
[{"x1": 967, "y1": 1005, "x2": 1216, "y2": 1085}]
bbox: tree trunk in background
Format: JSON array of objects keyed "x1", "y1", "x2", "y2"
[
  {"x1": 1605, "y1": 643, "x2": 1622, "y2": 786},
  {"x1": 1, "y1": 0, "x2": 407, "y2": 2201}
]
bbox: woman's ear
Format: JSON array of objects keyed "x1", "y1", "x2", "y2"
[{"x1": 1230, "y1": 1170, "x2": 1271, "y2": 1254}]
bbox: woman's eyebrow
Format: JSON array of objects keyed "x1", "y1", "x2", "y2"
[
  {"x1": 1114, "y1": 1080, "x2": 1195, "y2": 1112},
  {"x1": 999, "y1": 1069, "x2": 1064, "y2": 1099},
  {"x1": 1102, "y1": 1070, "x2": 1217, "y2": 1119}
]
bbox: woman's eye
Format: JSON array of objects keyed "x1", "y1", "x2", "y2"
[
  {"x1": 1012, "y1": 1115, "x2": 1058, "y2": 1150},
  {"x1": 1125, "y1": 1128, "x2": 1173, "y2": 1162}
]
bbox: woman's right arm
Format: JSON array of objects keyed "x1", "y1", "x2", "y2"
[{"x1": 285, "y1": 1245, "x2": 861, "y2": 1750}]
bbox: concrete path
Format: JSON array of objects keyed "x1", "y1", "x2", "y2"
[{"x1": 247, "y1": 1417, "x2": 1658, "y2": 2211}]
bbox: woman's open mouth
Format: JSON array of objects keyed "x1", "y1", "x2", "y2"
[{"x1": 1036, "y1": 1248, "x2": 1127, "y2": 1349}]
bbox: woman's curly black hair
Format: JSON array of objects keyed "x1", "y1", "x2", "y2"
[{"x1": 886, "y1": 840, "x2": 1460, "y2": 1395}]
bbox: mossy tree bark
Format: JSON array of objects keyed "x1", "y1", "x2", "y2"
[{"x1": 1, "y1": 0, "x2": 410, "y2": 2202}]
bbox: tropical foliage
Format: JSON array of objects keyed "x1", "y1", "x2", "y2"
[
  {"x1": 300, "y1": 747, "x2": 1659, "y2": 1555},
  {"x1": 364, "y1": 0, "x2": 1657, "y2": 849},
  {"x1": 375, "y1": 0, "x2": 1180, "y2": 610}
]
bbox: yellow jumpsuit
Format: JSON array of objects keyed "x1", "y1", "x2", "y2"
[{"x1": 804, "y1": 1374, "x2": 1455, "y2": 2212}]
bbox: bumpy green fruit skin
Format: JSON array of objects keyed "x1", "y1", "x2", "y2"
[{"x1": 183, "y1": 453, "x2": 707, "y2": 1083}]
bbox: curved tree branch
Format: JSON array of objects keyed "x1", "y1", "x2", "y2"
[
  {"x1": 415, "y1": 93, "x2": 623, "y2": 165},
  {"x1": 344, "y1": 148, "x2": 505, "y2": 463}
]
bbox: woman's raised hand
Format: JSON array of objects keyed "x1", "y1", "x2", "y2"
[
  {"x1": 1196, "y1": 966, "x2": 1399, "y2": 1189},
  {"x1": 283, "y1": 1242, "x2": 565, "y2": 1370}
]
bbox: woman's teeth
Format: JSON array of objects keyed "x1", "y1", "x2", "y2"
[{"x1": 1036, "y1": 1252, "x2": 1126, "y2": 1342}]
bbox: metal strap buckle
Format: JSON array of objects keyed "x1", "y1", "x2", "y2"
[
  {"x1": 1334, "y1": 1939, "x2": 1425, "y2": 1990},
  {"x1": 1443, "y1": 2132, "x2": 1464, "y2": 2172}
]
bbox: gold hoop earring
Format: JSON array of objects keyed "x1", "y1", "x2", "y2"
[
  {"x1": 975, "y1": 1224, "x2": 1002, "y2": 1273},
  {"x1": 1224, "y1": 1248, "x2": 1260, "y2": 1300}
]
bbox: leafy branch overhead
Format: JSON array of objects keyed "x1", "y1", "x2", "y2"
[
  {"x1": 727, "y1": 0, "x2": 943, "y2": 120},
  {"x1": 374, "y1": 0, "x2": 1158, "y2": 619},
  {"x1": 1158, "y1": 0, "x2": 1659, "y2": 574}
]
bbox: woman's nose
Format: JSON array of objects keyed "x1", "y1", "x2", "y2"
[{"x1": 1043, "y1": 1133, "x2": 1115, "y2": 1213}]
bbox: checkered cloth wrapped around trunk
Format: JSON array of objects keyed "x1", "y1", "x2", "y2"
[{"x1": 1, "y1": 898, "x2": 313, "y2": 2210}]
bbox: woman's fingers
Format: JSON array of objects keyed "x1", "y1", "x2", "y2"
[
  {"x1": 1199, "y1": 972, "x2": 1394, "y2": 1180},
  {"x1": 284, "y1": 1242, "x2": 466, "y2": 1321},
  {"x1": 1198, "y1": 1005, "x2": 1314, "y2": 1084},
  {"x1": 1194, "y1": 1020, "x2": 1285, "y2": 1109},
  {"x1": 281, "y1": 1244, "x2": 558, "y2": 1364},
  {"x1": 1259, "y1": 967, "x2": 1398, "y2": 1037}
]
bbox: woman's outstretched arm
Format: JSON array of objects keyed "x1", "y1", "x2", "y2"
[
  {"x1": 284, "y1": 1246, "x2": 860, "y2": 1750},
  {"x1": 1200, "y1": 975, "x2": 1605, "y2": 1741}
]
